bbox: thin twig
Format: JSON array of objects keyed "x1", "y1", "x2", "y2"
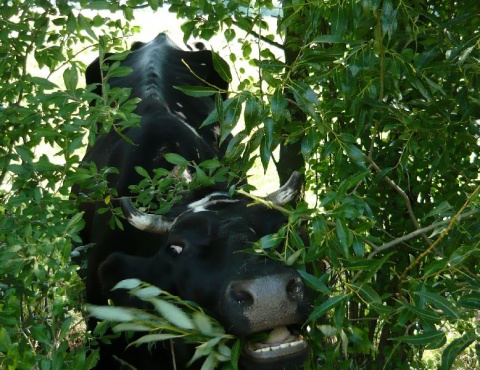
[
  {"x1": 369, "y1": 209, "x2": 478, "y2": 259},
  {"x1": 366, "y1": 156, "x2": 432, "y2": 246},
  {"x1": 236, "y1": 189, "x2": 297, "y2": 217},
  {"x1": 241, "y1": 26, "x2": 284, "y2": 50},
  {"x1": 170, "y1": 339, "x2": 177, "y2": 370},
  {"x1": 180, "y1": 59, "x2": 229, "y2": 93},
  {"x1": 399, "y1": 185, "x2": 480, "y2": 286},
  {"x1": 368, "y1": 10, "x2": 384, "y2": 159}
]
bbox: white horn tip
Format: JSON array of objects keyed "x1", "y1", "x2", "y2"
[
  {"x1": 266, "y1": 171, "x2": 303, "y2": 206},
  {"x1": 120, "y1": 197, "x2": 172, "y2": 233}
]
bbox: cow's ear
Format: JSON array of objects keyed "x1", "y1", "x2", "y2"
[
  {"x1": 189, "y1": 50, "x2": 229, "y2": 101},
  {"x1": 130, "y1": 41, "x2": 145, "y2": 51}
]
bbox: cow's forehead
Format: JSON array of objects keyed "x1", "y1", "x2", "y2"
[
  {"x1": 169, "y1": 192, "x2": 285, "y2": 236},
  {"x1": 186, "y1": 192, "x2": 240, "y2": 213}
]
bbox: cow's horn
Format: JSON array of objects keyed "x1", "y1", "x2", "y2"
[
  {"x1": 120, "y1": 197, "x2": 173, "y2": 233},
  {"x1": 265, "y1": 171, "x2": 303, "y2": 206}
]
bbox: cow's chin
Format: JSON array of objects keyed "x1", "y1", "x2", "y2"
[{"x1": 240, "y1": 326, "x2": 308, "y2": 370}]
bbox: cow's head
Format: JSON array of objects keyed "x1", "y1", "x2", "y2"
[{"x1": 99, "y1": 172, "x2": 311, "y2": 370}]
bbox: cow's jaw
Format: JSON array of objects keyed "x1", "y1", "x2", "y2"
[{"x1": 243, "y1": 326, "x2": 308, "y2": 365}]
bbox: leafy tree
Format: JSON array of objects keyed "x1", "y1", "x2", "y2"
[
  {"x1": 1, "y1": 0, "x2": 479, "y2": 369},
  {"x1": 171, "y1": 0, "x2": 480, "y2": 368},
  {"x1": 0, "y1": 1, "x2": 140, "y2": 368}
]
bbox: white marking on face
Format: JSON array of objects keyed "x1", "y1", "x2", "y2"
[
  {"x1": 170, "y1": 244, "x2": 183, "y2": 254},
  {"x1": 212, "y1": 125, "x2": 221, "y2": 140},
  {"x1": 174, "y1": 110, "x2": 187, "y2": 120},
  {"x1": 187, "y1": 193, "x2": 239, "y2": 213},
  {"x1": 170, "y1": 166, "x2": 193, "y2": 183}
]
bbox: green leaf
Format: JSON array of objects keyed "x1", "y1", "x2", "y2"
[
  {"x1": 212, "y1": 51, "x2": 232, "y2": 83},
  {"x1": 289, "y1": 81, "x2": 320, "y2": 121},
  {"x1": 350, "y1": 283, "x2": 382, "y2": 305},
  {"x1": 343, "y1": 254, "x2": 392, "y2": 282},
  {"x1": 63, "y1": 66, "x2": 78, "y2": 91},
  {"x1": 440, "y1": 331, "x2": 478, "y2": 370},
  {"x1": 307, "y1": 293, "x2": 352, "y2": 322},
  {"x1": 398, "y1": 301, "x2": 441, "y2": 323},
  {"x1": 135, "y1": 166, "x2": 150, "y2": 179},
  {"x1": 244, "y1": 95, "x2": 262, "y2": 133},
  {"x1": 84, "y1": 1, "x2": 109, "y2": 10},
  {"x1": 217, "y1": 343, "x2": 231, "y2": 360},
  {"x1": 259, "y1": 137, "x2": 271, "y2": 171},
  {"x1": 112, "y1": 278, "x2": 142, "y2": 291},
  {"x1": 301, "y1": 129, "x2": 317, "y2": 159},
  {"x1": 392, "y1": 330, "x2": 445, "y2": 347},
  {"x1": 106, "y1": 65, "x2": 132, "y2": 79},
  {"x1": 270, "y1": 88, "x2": 287, "y2": 123},
  {"x1": 147, "y1": 0, "x2": 159, "y2": 11},
  {"x1": 286, "y1": 249, "x2": 303, "y2": 266},
  {"x1": 200, "y1": 352, "x2": 217, "y2": 370},
  {"x1": 164, "y1": 153, "x2": 190, "y2": 166},
  {"x1": 414, "y1": 291, "x2": 460, "y2": 320},
  {"x1": 312, "y1": 35, "x2": 349, "y2": 43},
  {"x1": 0, "y1": 327, "x2": 12, "y2": 351},
  {"x1": 131, "y1": 333, "x2": 185, "y2": 346},
  {"x1": 221, "y1": 95, "x2": 244, "y2": 143},
  {"x1": 230, "y1": 339, "x2": 241, "y2": 370},
  {"x1": 174, "y1": 85, "x2": 218, "y2": 97},
  {"x1": 297, "y1": 270, "x2": 332, "y2": 294},
  {"x1": 257, "y1": 233, "x2": 283, "y2": 250},
  {"x1": 87, "y1": 305, "x2": 146, "y2": 322},
  {"x1": 134, "y1": 286, "x2": 163, "y2": 299},
  {"x1": 457, "y1": 293, "x2": 480, "y2": 309},
  {"x1": 352, "y1": 235, "x2": 365, "y2": 256},
  {"x1": 193, "y1": 312, "x2": 213, "y2": 335},
  {"x1": 225, "y1": 28, "x2": 236, "y2": 42},
  {"x1": 77, "y1": 13, "x2": 97, "y2": 40},
  {"x1": 336, "y1": 218, "x2": 352, "y2": 256},
  {"x1": 318, "y1": 325, "x2": 337, "y2": 337},
  {"x1": 422, "y1": 201, "x2": 452, "y2": 220},
  {"x1": 113, "y1": 323, "x2": 153, "y2": 333},
  {"x1": 344, "y1": 143, "x2": 365, "y2": 164},
  {"x1": 149, "y1": 298, "x2": 195, "y2": 330},
  {"x1": 31, "y1": 77, "x2": 58, "y2": 90}
]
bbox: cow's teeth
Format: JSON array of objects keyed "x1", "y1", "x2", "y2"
[{"x1": 253, "y1": 339, "x2": 306, "y2": 353}]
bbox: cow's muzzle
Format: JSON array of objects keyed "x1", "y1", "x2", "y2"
[{"x1": 221, "y1": 271, "x2": 310, "y2": 368}]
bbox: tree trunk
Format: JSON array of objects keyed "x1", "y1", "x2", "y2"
[{"x1": 276, "y1": 1, "x2": 307, "y2": 187}]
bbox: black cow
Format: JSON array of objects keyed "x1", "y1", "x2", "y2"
[{"x1": 75, "y1": 33, "x2": 311, "y2": 370}]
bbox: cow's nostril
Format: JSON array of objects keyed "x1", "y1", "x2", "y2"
[
  {"x1": 229, "y1": 283, "x2": 254, "y2": 305},
  {"x1": 286, "y1": 276, "x2": 304, "y2": 300}
]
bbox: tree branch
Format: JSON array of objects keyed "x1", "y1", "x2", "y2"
[
  {"x1": 399, "y1": 184, "x2": 480, "y2": 286},
  {"x1": 366, "y1": 156, "x2": 433, "y2": 246},
  {"x1": 368, "y1": 209, "x2": 478, "y2": 259},
  {"x1": 368, "y1": 10, "x2": 384, "y2": 160},
  {"x1": 236, "y1": 189, "x2": 297, "y2": 217},
  {"x1": 233, "y1": 15, "x2": 284, "y2": 50}
]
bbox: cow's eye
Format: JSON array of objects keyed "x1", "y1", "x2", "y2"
[{"x1": 169, "y1": 244, "x2": 184, "y2": 255}]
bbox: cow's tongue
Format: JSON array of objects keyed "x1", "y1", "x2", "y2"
[
  {"x1": 251, "y1": 326, "x2": 295, "y2": 348},
  {"x1": 245, "y1": 326, "x2": 307, "y2": 360}
]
